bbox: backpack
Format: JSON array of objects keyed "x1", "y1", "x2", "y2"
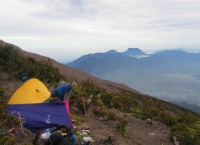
[
  {"x1": 45, "y1": 125, "x2": 76, "y2": 145},
  {"x1": 45, "y1": 132, "x2": 76, "y2": 145},
  {"x1": 61, "y1": 133, "x2": 76, "y2": 145}
]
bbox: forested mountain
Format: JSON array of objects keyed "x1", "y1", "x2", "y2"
[{"x1": 67, "y1": 49, "x2": 200, "y2": 114}]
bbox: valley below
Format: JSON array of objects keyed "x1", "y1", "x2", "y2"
[{"x1": 97, "y1": 72, "x2": 200, "y2": 114}]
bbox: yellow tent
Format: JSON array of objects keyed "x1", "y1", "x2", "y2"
[{"x1": 8, "y1": 78, "x2": 51, "y2": 104}]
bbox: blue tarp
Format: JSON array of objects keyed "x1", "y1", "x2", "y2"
[{"x1": 8, "y1": 101, "x2": 72, "y2": 132}]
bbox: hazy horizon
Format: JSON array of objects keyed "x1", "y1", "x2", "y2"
[{"x1": 1, "y1": 0, "x2": 200, "y2": 62}]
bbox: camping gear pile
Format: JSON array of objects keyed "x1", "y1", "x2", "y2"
[
  {"x1": 40, "y1": 124, "x2": 76, "y2": 145},
  {"x1": 76, "y1": 128, "x2": 93, "y2": 145}
]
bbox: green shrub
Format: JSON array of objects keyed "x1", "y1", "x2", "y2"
[
  {"x1": 0, "y1": 136, "x2": 16, "y2": 145},
  {"x1": 0, "y1": 44, "x2": 67, "y2": 84},
  {"x1": 0, "y1": 90, "x2": 19, "y2": 144},
  {"x1": 134, "y1": 107, "x2": 146, "y2": 120},
  {"x1": 159, "y1": 111, "x2": 177, "y2": 127},
  {"x1": 117, "y1": 118, "x2": 129, "y2": 137}
]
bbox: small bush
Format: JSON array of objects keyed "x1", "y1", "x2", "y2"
[
  {"x1": 134, "y1": 107, "x2": 146, "y2": 120},
  {"x1": 117, "y1": 118, "x2": 129, "y2": 137},
  {"x1": 0, "y1": 89, "x2": 19, "y2": 144}
]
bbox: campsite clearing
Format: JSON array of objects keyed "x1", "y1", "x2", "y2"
[{"x1": 1, "y1": 71, "x2": 174, "y2": 145}]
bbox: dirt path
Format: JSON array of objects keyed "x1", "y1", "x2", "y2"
[{"x1": 75, "y1": 107, "x2": 173, "y2": 145}]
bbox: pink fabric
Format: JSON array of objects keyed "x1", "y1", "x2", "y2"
[
  {"x1": 64, "y1": 101, "x2": 73, "y2": 126},
  {"x1": 64, "y1": 100, "x2": 70, "y2": 116}
]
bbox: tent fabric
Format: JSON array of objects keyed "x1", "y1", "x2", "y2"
[
  {"x1": 8, "y1": 101, "x2": 73, "y2": 132},
  {"x1": 8, "y1": 78, "x2": 51, "y2": 104},
  {"x1": 7, "y1": 78, "x2": 73, "y2": 133}
]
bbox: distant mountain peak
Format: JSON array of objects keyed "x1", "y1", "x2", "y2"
[
  {"x1": 105, "y1": 49, "x2": 118, "y2": 54},
  {"x1": 127, "y1": 48, "x2": 140, "y2": 51},
  {"x1": 154, "y1": 49, "x2": 186, "y2": 55},
  {"x1": 122, "y1": 48, "x2": 146, "y2": 56}
]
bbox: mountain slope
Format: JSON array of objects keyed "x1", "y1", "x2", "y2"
[
  {"x1": 0, "y1": 39, "x2": 140, "y2": 94},
  {"x1": 2, "y1": 39, "x2": 200, "y2": 145},
  {"x1": 0, "y1": 72, "x2": 174, "y2": 145}
]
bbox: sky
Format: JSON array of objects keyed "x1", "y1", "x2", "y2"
[{"x1": 1, "y1": 0, "x2": 200, "y2": 63}]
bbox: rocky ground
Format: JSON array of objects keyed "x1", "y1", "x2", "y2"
[{"x1": 0, "y1": 71, "x2": 175, "y2": 145}]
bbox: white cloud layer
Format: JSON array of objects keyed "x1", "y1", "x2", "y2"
[{"x1": 1, "y1": 0, "x2": 200, "y2": 62}]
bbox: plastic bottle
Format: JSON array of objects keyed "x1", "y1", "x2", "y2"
[{"x1": 45, "y1": 129, "x2": 51, "y2": 139}]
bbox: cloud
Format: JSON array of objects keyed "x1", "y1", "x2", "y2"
[
  {"x1": 2, "y1": 0, "x2": 200, "y2": 32},
  {"x1": 0, "y1": 0, "x2": 200, "y2": 62}
]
